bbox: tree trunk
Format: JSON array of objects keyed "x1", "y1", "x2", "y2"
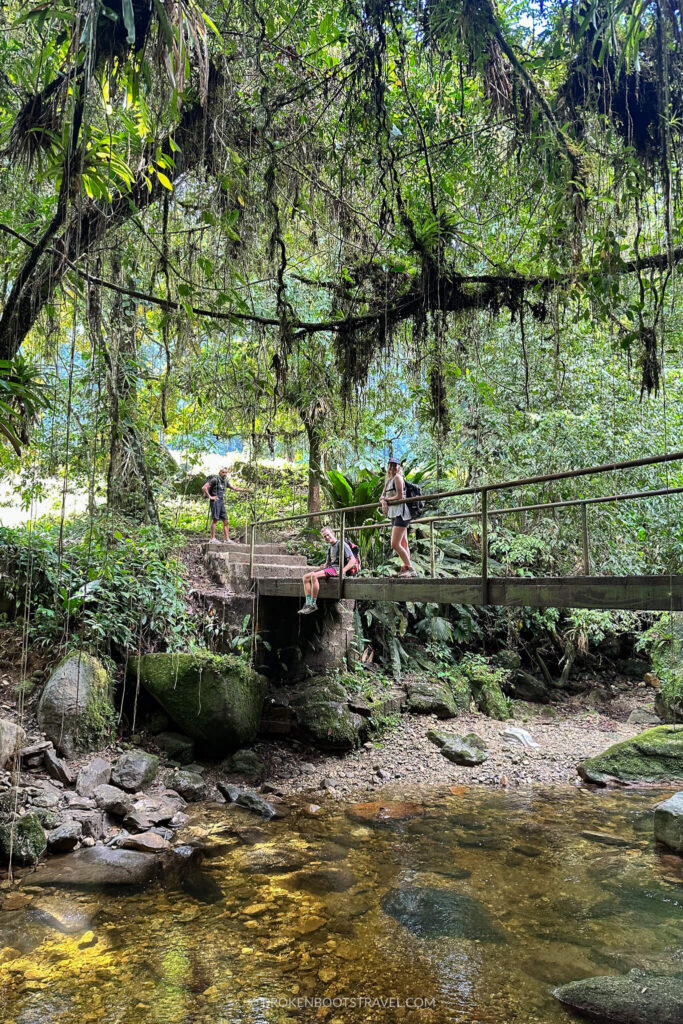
[{"x1": 306, "y1": 423, "x2": 322, "y2": 519}]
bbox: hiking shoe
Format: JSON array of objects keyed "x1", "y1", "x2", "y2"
[
  {"x1": 400, "y1": 567, "x2": 418, "y2": 577},
  {"x1": 298, "y1": 604, "x2": 317, "y2": 615}
]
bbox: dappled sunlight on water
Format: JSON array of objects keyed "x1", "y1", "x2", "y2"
[{"x1": 1, "y1": 786, "x2": 681, "y2": 1023}]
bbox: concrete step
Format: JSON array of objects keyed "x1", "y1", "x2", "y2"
[
  {"x1": 226, "y1": 563, "x2": 307, "y2": 581},
  {"x1": 202, "y1": 540, "x2": 289, "y2": 556},
  {"x1": 212, "y1": 551, "x2": 308, "y2": 567}
]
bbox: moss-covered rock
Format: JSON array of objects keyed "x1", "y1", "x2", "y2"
[
  {"x1": 655, "y1": 687, "x2": 683, "y2": 724},
  {"x1": 0, "y1": 812, "x2": 46, "y2": 864},
  {"x1": 462, "y1": 658, "x2": 510, "y2": 720},
  {"x1": 290, "y1": 677, "x2": 366, "y2": 750},
  {"x1": 38, "y1": 653, "x2": 115, "y2": 757},
  {"x1": 222, "y1": 748, "x2": 266, "y2": 781},
  {"x1": 129, "y1": 653, "x2": 267, "y2": 758},
  {"x1": 578, "y1": 725, "x2": 683, "y2": 785}
]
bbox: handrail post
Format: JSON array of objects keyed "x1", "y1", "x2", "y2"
[
  {"x1": 249, "y1": 522, "x2": 255, "y2": 580},
  {"x1": 481, "y1": 488, "x2": 488, "y2": 604},
  {"x1": 338, "y1": 511, "x2": 346, "y2": 599},
  {"x1": 581, "y1": 502, "x2": 590, "y2": 575},
  {"x1": 430, "y1": 521, "x2": 435, "y2": 579}
]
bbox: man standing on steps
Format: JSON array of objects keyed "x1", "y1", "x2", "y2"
[{"x1": 202, "y1": 466, "x2": 247, "y2": 542}]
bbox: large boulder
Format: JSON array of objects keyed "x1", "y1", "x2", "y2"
[
  {"x1": 0, "y1": 812, "x2": 47, "y2": 864},
  {"x1": 577, "y1": 725, "x2": 683, "y2": 785},
  {"x1": 0, "y1": 719, "x2": 26, "y2": 769},
  {"x1": 462, "y1": 658, "x2": 510, "y2": 720},
  {"x1": 76, "y1": 757, "x2": 112, "y2": 797},
  {"x1": 553, "y1": 969, "x2": 683, "y2": 1024},
  {"x1": 37, "y1": 653, "x2": 115, "y2": 757},
  {"x1": 289, "y1": 677, "x2": 366, "y2": 750},
  {"x1": 654, "y1": 791, "x2": 683, "y2": 853},
  {"x1": 29, "y1": 845, "x2": 185, "y2": 889},
  {"x1": 656, "y1": 687, "x2": 683, "y2": 724},
  {"x1": 129, "y1": 653, "x2": 266, "y2": 758}
]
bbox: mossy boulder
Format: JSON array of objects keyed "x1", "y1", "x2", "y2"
[
  {"x1": 428, "y1": 730, "x2": 489, "y2": 766},
  {"x1": 578, "y1": 725, "x2": 683, "y2": 785},
  {"x1": 462, "y1": 659, "x2": 510, "y2": 720},
  {"x1": 290, "y1": 677, "x2": 366, "y2": 750},
  {"x1": 655, "y1": 687, "x2": 683, "y2": 724},
  {"x1": 222, "y1": 748, "x2": 266, "y2": 781},
  {"x1": 129, "y1": 653, "x2": 267, "y2": 758},
  {"x1": 38, "y1": 653, "x2": 115, "y2": 757},
  {"x1": 0, "y1": 812, "x2": 46, "y2": 865}
]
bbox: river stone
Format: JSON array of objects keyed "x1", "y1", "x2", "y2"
[
  {"x1": 111, "y1": 751, "x2": 158, "y2": 791},
  {"x1": 76, "y1": 757, "x2": 112, "y2": 796},
  {"x1": 29, "y1": 846, "x2": 168, "y2": 888},
  {"x1": 627, "y1": 709, "x2": 661, "y2": 727},
  {"x1": 347, "y1": 800, "x2": 424, "y2": 823},
  {"x1": 503, "y1": 727, "x2": 539, "y2": 749},
  {"x1": 577, "y1": 725, "x2": 683, "y2": 784},
  {"x1": 47, "y1": 821, "x2": 83, "y2": 852},
  {"x1": 154, "y1": 731, "x2": 195, "y2": 764},
  {"x1": 37, "y1": 653, "x2": 114, "y2": 757},
  {"x1": 222, "y1": 748, "x2": 266, "y2": 781},
  {"x1": 0, "y1": 812, "x2": 46, "y2": 864},
  {"x1": 290, "y1": 867, "x2": 355, "y2": 893},
  {"x1": 654, "y1": 791, "x2": 683, "y2": 853},
  {"x1": 238, "y1": 846, "x2": 309, "y2": 874},
  {"x1": 43, "y1": 747, "x2": 73, "y2": 785},
  {"x1": 428, "y1": 730, "x2": 488, "y2": 766},
  {"x1": 0, "y1": 719, "x2": 26, "y2": 769},
  {"x1": 128, "y1": 653, "x2": 267, "y2": 757},
  {"x1": 93, "y1": 784, "x2": 134, "y2": 818},
  {"x1": 380, "y1": 886, "x2": 505, "y2": 941},
  {"x1": 113, "y1": 831, "x2": 172, "y2": 852},
  {"x1": 27, "y1": 897, "x2": 99, "y2": 935},
  {"x1": 69, "y1": 809, "x2": 105, "y2": 841},
  {"x1": 289, "y1": 678, "x2": 366, "y2": 750},
  {"x1": 553, "y1": 969, "x2": 683, "y2": 1024},
  {"x1": 168, "y1": 770, "x2": 206, "y2": 803}
]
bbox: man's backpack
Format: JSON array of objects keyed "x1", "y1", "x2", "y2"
[
  {"x1": 347, "y1": 540, "x2": 361, "y2": 575},
  {"x1": 404, "y1": 480, "x2": 426, "y2": 518}
]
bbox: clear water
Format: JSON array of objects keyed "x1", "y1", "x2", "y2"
[{"x1": 1, "y1": 786, "x2": 681, "y2": 1023}]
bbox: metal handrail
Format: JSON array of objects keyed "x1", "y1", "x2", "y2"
[{"x1": 247, "y1": 450, "x2": 683, "y2": 592}]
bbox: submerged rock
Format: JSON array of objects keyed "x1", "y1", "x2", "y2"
[
  {"x1": 380, "y1": 886, "x2": 505, "y2": 941},
  {"x1": 0, "y1": 812, "x2": 46, "y2": 864},
  {"x1": 289, "y1": 867, "x2": 355, "y2": 893},
  {"x1": 553, "y1": 969, "x2": 683, "y2": 1024},
  {"x1": 37, "y1": 653, "x2": 114, "y2": 757},
  {"x1": 238, "y1": 846, "x2": 308, "y2": 874},
  {"x1": 654, "y1": 791, "x2": 683, "y2": 854},
  {"x1": 577, "y1": 725, "x2": 683, "y2": 784},
  {"x1": 111, "y1": 751, "x2": 158, "y2": 792},
  {"x1": 29, "y1": 845, "x2": 188, "y2": 889},
  {"x1": 129, "y1": 652, "x2": 267, "y2": 757},
  {"x1": 347, "y1": 800, "x2": 424, "y2": 823}
]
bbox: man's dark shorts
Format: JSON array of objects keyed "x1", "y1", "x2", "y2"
[{"x1": 211, "y1": 499, "x2": 227, "y2": 522}]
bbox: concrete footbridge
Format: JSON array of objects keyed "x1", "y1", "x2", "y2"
[{"x1": 226, "y1": 450, "x2": 683, "y2": 613}]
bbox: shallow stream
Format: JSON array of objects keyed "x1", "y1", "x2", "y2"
[{"x1": 1, "y1": 786, "x2": 681, "y2": 1023}]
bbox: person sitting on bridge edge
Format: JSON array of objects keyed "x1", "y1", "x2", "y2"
[
  {"x1": 298, "y1": 525, "x2": 356, "y2": 615},
  {"x1": 380, "y1": 457, "x2": 417, "y2": 577},
  {"x1": 202, "y1": 466, "x2": 247, "y2": 542}
]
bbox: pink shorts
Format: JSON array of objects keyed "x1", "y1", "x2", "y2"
[{"x1": 323, "y1": 566, "x2": 338, "y2": 577}]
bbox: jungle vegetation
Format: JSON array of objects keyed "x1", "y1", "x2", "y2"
[{"x1": 0, "y1": 0, "x2": 682, "y2": 705}]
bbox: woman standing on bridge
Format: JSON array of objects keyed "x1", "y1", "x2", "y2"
[{"x1": 380, "y1": 458, "x2": 417, "y2": 577}]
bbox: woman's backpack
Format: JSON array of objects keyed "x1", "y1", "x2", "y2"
[
  {"x1": 405, "y1": 480, "x2": 426, "y2": 517},
  {"x1": 347, "y1": 541, "x2": 361, "y2": 575}
]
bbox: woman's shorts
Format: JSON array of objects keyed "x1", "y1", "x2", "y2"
[
  {"x1": 323, "y1": 566, "x2": 339, "y2": 577},
  {"x1": 390, "y1": 515, "x2": 411, "y2": 529}
]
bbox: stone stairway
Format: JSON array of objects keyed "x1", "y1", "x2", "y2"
[{"x1": 203, "y1": 539, "x2": 309, "y2": 587}]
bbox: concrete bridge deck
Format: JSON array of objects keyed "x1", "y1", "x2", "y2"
[{"x1": 256, "y1": 574, "x2": 683, "y2": 611}]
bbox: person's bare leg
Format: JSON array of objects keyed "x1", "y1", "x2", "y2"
[
  {"x1": 210, "y1": 519, "x2": 217, "y2": 540},
  {"x1": 311, "y1": 573, "x2": 323, "y2": 600},
  {"x1": 391, "y1": 527, "x2": 410, "y2": 568},
  {"x1": 302, "y1": 573, "x2": 312, "y2": 597},
  {"x1": 222, "y1": 520, "x2": 230, "y2": 541}
]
